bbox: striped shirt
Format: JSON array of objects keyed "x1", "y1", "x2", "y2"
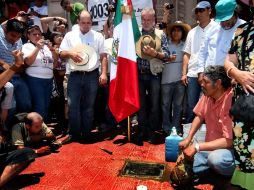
[{"x1": 0, "y1": 26, "x2": 22, "y2": 67}]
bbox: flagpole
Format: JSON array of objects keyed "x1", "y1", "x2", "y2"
[{"x1": 128, "y1": 116, "x2": 131, "y2": 141}]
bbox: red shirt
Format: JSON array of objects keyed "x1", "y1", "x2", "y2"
[{"x1": 193, "y1": 88, "x2": 233, "y2": 142}]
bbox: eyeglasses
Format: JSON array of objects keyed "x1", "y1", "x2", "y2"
[{"x1": 195, "y1": 8, "x2": 206, "y2": 14}]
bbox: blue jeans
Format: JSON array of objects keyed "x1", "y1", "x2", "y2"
[
  {"x1": 138, "y1": 74, "x2": 161, "y2": 137},
  {"x1": 161, "y1": 81, "x2": 185, "y2": 134},
  {"x1": 67, "y1": 70, "x2": 99, "y2": 138},
  {"x1": 186, "y1": 77, "x2": 201, "y2": 123},
  {"x1": 26, "y1": 75, "x2": 53, "y2": 121},
  {"x1": 11, "y1": 75, "x2": 32, "y2": 113},
  {"x1": 193, "y1": 149, "x2": 235, "y2": 176}
]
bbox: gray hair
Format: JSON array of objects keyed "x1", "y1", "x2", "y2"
[{"x1": 204, "y1": 65, "x2": 231, "y2": 89}]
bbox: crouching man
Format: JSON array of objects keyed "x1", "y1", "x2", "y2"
[
  {"x1": 11, "y1": 112, "x2": 61, "y2": 155},
  {"x1": 179, "y1": 66, "x2": 235, "y2": 178}
]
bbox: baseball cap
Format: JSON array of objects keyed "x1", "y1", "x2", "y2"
[
  {"x1": 195, "y1": 1, "x2": 211, "y2": 9},
  {"x1": 215, "y1": 0, "x2": 237, "y2": 22}
]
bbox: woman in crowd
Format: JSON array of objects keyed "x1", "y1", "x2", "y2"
[
  {"x1": 22, "y1": 25, "x2": 58, "y2": 121},
  {"x1": 161, "y1": 21, "x2": 191, "y2": 135},
  {"x1": 224, "y1": 0, "x2": 254, "y2": 189}
]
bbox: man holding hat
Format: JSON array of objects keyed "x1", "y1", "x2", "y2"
[
  {"x1": 135, "y1": 7, "x2": 170, "y2": 145},
  {"x1": 197, "y1": 0, "x2": 245, "y2": 80},
  {"x1": 181, "y1": 1, "x2": 217, "y2": 123},
  {"x1": 59, "y1": 10, "x2": 107, "y2": 141}
]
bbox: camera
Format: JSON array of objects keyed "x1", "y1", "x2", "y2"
[
  {"x1": 159, "y1": 22, "x2": 167, "y2": 30},
  {"x1": 44, "y1": 40, "x2": 50, "y2": 45},
  {"x1": 108, "y1": 3, "x2": 116, "y2": 12},
  {"x1": 49, "y1": 141, "x2": 62, "y2": 152},
  {"x1": 27, "y1": 18, "x2": 34, "y2": 27},
  {"x1": 165, "y1": 3, "x2": 174, "y2": 10}
]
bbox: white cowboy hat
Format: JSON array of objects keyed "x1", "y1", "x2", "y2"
[{"x1": 69, "y1": 44, "x2": 98, "y2": 71}]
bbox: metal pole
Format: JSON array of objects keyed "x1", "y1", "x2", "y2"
[{"x1": 128, "y1": 116, "x2": 131, "y2": 141}]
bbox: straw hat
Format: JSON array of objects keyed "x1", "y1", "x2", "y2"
[
  {"x1": 136, "y1": 34, "x2": 161, "y2": 60},
  {"x1": 69, "y1": 44, "x2": 98, "y2": 71},
  {"x1": 166, "y1": 21, "x2": 191, "y2": 40},
  {"x1": 150, "y1": 58, "x2": 164, "y2": 75}
]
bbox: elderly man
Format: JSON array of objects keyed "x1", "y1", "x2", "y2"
[
  {"x1": 197, "y1": 0, "x2": 245, "y2": 80},
  {"x1": 181, "y1": 1, "x2": 217, "y2": 123},
  {"x1": 134, "y1": 7, "x2": 170, "y2": 145},
  {"x1": 11, "y1": 112, "x2": 58, "y2": 155},
  {"x1": 59, "y1": 10, "x2": 107, "y2": 141},
  {"x1": 179, "y1": 65, "x2": 235, "y2": 179}
]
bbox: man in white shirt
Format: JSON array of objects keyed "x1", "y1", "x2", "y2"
[
  {"x1": 59, "y1": 10, "x2": 108, "y2": 141},
  {"x1": 197, "y1": 0, "x2": 245, "y2": 80},
  {"x1": 181, "y1": 1, "x2": 217, "y2": 123}
]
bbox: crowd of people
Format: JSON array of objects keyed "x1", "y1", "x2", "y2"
[{"x1": 0, "y1": 0, "x2": 253, "y2": 189}]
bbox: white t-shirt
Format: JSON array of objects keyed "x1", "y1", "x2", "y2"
[
  {"x1": 22, "y1": 43, "x2": 54, "y2": 79},
  {"x1": 183, "y1": 20, "x2": 218, "y2": 77},
  {"x1": 59, "y1": 29, "x2": 105, "y2": 72}
]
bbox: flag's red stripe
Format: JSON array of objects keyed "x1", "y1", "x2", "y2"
[{"x1": 109, "y1": 56, "x2": 140, "y2": 122}]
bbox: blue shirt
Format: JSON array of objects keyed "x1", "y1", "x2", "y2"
[
  {"x1": 0, "y1": 26, "x2": 23, "y2": 67},
  {"x1": 197, "y1": 18, "x2": 245, "y2": 73},
  {"x1": 161, "y1": 40, "x2": 185, "y2": 84}
]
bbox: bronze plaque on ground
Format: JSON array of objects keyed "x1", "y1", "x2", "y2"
[{"x1": 120, "y1": 160, "x2": 166, "y2": 180}]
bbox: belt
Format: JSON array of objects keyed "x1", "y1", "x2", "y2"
[{"x1": 71, "y1": 68, "x2": 98, "y2": 75}]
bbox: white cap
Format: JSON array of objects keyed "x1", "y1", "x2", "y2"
[{"x1": 195, "y1": 1, "x2": 211, "y2": 9}]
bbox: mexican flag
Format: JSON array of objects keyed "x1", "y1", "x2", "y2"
[{"x1": 108, "y1": 0, "x2": 140, "y2": 122}]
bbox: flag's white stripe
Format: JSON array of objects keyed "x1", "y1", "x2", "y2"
[
  {"x1": 110, "y1": 14, "x2": 136, "y2": 81},
  {"x1": 118, "y1": 14, "x2": 136, "y2": 61},
  {"x1": 110, "y1": 62, "x2": 117, "y2": 81}
]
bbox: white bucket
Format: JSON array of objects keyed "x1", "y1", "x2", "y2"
[{"x1": 183, "y1": 123, "x2": 206, "y2": 142}]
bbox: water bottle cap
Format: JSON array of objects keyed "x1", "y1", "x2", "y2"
[{"x1": 171, "y1": 127, "x2": 177, "y2": 135}]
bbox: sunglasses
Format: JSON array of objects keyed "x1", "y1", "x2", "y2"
[{"x1": 195, "y1": 8, "x2": 206, "y2": 14}]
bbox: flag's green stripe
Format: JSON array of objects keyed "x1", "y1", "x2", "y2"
[{"x1": 114, "y1": 1, "x2": 122, "y2": 26}]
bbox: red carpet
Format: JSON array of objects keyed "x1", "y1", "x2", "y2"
[{"x1": 3, "y1": 129, "x2": 213, "y2": 190}]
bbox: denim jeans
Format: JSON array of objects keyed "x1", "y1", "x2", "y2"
[
  {"x1": 11, "y1": 75, "x2": 32, "y2": 113},
  {"x1": 26, "y1": 75, "x2": 53, "y2": 121},
  {"x1": 193, "y1": 149, "x2": 235, "y2": 176},
  {"x1": 67, "y1": 70, "x2": 99, "y2": 138},
  {"x1": 186, "y1": 77, "x2": 201, "y2": 123},
  {"x1": 138, "y1": 74, "x2": 161, "y2": 138},
  {"x1": 161, "y1": 81, "x2": 185, "y2": 134}
]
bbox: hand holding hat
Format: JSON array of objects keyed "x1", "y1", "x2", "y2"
[
  {"x1": 70, "y1": 51, "x2": 83, "y2": 63},
  {"x1": 69, "y1": 44, "x2": 98, "y2": 71},
  {"x1": 142, "y1": 45, "x2": 158, "y2": 58}
]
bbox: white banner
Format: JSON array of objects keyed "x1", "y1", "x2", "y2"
[{"x1": 88, "y1": 0, "x2": 153, "y2": 31}]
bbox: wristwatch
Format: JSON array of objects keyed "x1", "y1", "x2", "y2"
[{"x1": 194, "y1": 143, "x2": 200, "y2": 152}]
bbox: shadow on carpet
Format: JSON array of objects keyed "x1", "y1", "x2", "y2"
[{"x1": 2, "y1": 172, "x2": 45, "y2": 190}]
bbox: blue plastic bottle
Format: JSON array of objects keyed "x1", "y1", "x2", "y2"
[{"x1": 165, "y1": 127, "x2": 183, "y2": 162}]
